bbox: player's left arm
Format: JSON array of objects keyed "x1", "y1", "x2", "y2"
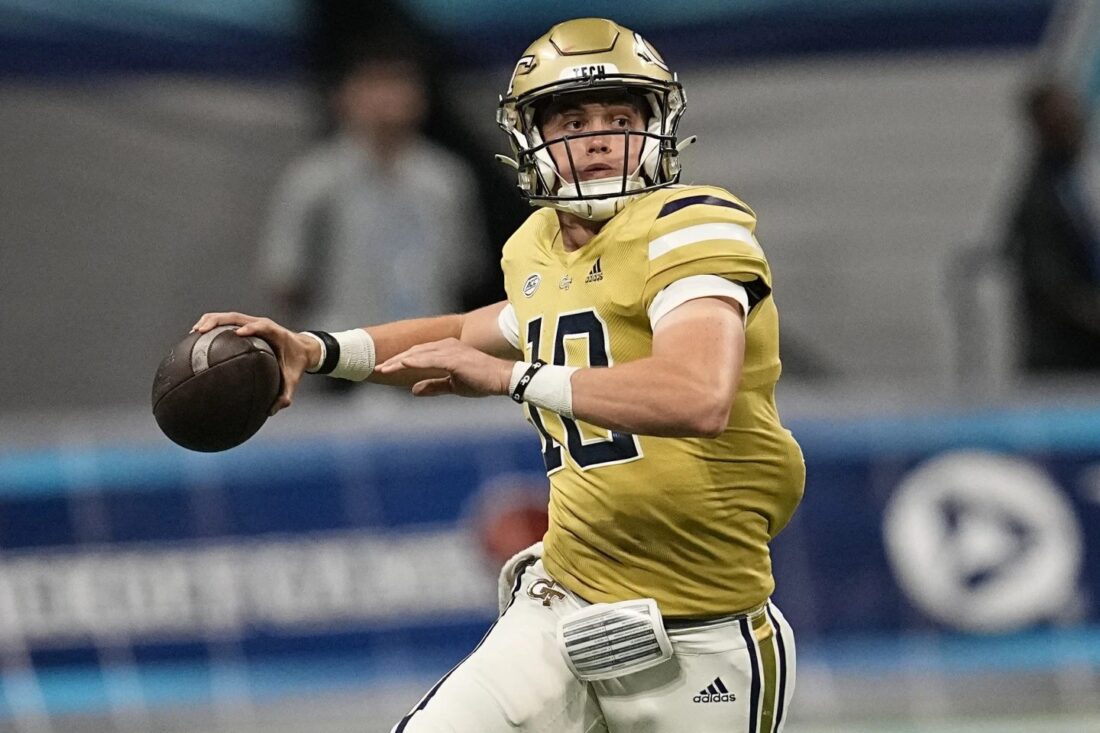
[
  {"x1": 570, "y1": 296, "x2": 744, "y2": 438},
  {"x1": 376, "y1": 295, "x2": 744, "y2": 436}
]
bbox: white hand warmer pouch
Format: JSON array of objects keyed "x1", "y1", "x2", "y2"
[{"x1": 556, "y1": 598, "x2": 673, "y2": 681}]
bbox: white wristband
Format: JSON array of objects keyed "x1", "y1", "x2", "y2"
[
  {"x1": 509, "y1": 361, "x2": 578, "y2": 419},
  {"x1": 330, "y1": 329, "x2": 376, "y2": 381}
]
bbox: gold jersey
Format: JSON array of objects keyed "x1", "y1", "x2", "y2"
[{"x1": 501, "y1": 185, "x2": 805, "y2": 617}]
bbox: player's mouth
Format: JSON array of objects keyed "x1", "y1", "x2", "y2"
[{"x1": 579, "y1": 162, "x2": 618, "y2": 180}]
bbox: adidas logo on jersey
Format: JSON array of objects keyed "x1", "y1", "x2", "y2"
[
  {"x1": 585, "y1": 257, "x2": 604, "y2": 283},
  {"x1": 693, "y1": 677, "x2": 736, "y2": 703}
]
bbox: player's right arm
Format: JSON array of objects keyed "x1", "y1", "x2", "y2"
[
  {"x1": 191, "y1": 301, "x2": 519, "y2": 412},
  {"x1": 363, "y1": 301, "x2": 521, "y2": 385}
]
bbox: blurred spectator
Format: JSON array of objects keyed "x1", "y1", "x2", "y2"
[
  {"x1": 308, "y1": 0, "x2": 527, "y2": 311},
  {"x1": 1009, "y1": 80, "x2": 1100, "y2": 372},
  {"x1": 260, "y1": 40, "x2": 489, "y2": 333}
]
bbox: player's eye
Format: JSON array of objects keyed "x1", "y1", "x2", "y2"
[
  {"x1": 612, "y1": 117, "x2": 631, "y2": 127},
  {"x1": 564, "y1": 120, "x2": 583, "y2": 131}
]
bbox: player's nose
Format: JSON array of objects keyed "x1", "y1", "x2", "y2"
[{"x1": 586, "y1": 134, "x2": 612, "y2": 154}]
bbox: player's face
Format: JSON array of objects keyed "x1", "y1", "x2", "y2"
[{"x1": 540, "y1": 101, "x2": 647, "y2": 185}]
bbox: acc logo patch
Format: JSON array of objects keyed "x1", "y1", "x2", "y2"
[{"x1": 523, "y1": 273, "x2": 541, "y2": 297}]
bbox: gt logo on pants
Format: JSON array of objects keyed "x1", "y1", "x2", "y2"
[{"x1": 527, "y1": 579, "x2": 566, "y2": 607}]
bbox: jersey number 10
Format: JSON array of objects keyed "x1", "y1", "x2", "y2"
[{"x1": 525, "y1": 311, "x2": 642, "y2": 473}]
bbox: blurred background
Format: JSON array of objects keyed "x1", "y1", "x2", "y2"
[{"x1": 2, "y1": 0, "x2": 1100, "y2": 731}]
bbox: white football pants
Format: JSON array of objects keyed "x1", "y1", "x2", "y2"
[{"x1": 392, "y1": 559, "x2": 795, "y2": 733}]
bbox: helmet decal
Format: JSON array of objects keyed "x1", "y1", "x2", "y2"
[
  {"x1": 559, "y1": 63, "x2": 619, "y2": 82},
  {"x1": 507, "y1": 55, "x2": 537, "y2": 97},
  {"x1": 632, "y1": 32, "x2": 669, "y2": 72}
]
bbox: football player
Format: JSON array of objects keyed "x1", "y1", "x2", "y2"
[{"x1": 194, "y1": 17, "x2": 804, "y2": 733}]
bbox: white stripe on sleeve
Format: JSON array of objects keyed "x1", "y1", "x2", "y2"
[
  {"x1": 497, "y1": 303, "x2": 521, "y2": 350},
  {"x1": 648, "y1": 275, "x2": 750, "y2": 329},
  {"x1": 648, "y1": 222, "x2": 758, "y2": 260}
]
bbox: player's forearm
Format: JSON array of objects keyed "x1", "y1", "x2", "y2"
[
  {"x1": 363, "y1": 315, "x2": 464, "y2": 386},
  {"x1": 569, "y1": 358, "x2": 733, "y2": 438}
]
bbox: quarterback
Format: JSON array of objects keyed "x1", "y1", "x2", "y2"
[{"x1": 194, "y1": 17, "x2": 804, "y2": 733}]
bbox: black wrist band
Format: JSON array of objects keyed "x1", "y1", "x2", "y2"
[
  {"x1": 511, "y1": 359, "x2": 547, "y2": 403},
  {"x1": 307, "y1": 330, "x2": 340, "y2": 375}
]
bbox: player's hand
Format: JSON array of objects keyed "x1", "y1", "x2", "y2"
[
  {"x1": 375, "y1": 338, "x2": 514, "y2": 398},
  {"x1": 191, "y1": 311, "x2": 317, "y2": 414}
]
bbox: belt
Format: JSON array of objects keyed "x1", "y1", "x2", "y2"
[{"x1": 663, "y1": 601, "x2": 769, "y2": 630}]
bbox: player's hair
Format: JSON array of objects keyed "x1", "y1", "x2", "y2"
[{"x1": 534, "y1": 89, "x2": 650, "y2": 130}]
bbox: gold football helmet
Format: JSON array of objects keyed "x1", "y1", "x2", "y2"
[{"x1": 497, "y1": 18, "x2": 695, "y2": 220}]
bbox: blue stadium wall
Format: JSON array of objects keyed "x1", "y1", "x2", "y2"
[{"x1": 0, "y1": 405, "x2": 1098, "y2": 716}]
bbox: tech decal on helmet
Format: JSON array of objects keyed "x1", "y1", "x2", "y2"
[{"x1": 496, "y1": 18, "x2": 697, "y2": 221}]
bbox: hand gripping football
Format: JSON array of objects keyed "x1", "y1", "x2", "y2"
[{"x1": 152, "y1": 326, "x2": 281, "y2": 452}]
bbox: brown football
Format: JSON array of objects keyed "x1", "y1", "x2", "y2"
[{"x1": 151, "y1": 326, "x2": 281, "y2": 452}]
